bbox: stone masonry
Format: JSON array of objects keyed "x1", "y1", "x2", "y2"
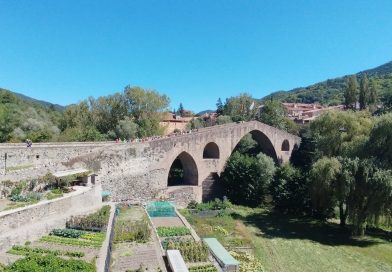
[{"x1": 0, "y1": 121, "x2": 301, "y2": 206}]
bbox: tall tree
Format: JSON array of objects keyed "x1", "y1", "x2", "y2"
[
  {"x1": 177, "y1": 103, "x2": 184, "y2": 117},
  {"x1": 335, "y1": 157, "x2": 359, "y2": 227},
  {"x1": 124, "y1": 86, "x2": 170, "y2": 120},
  {"x1": 258, "y1": 100, "x2": 299, "y2": 135},
  {"x1": 368, "y1": 79, "x2": 378, "y2": 106},
  {"x1": 309, "y1": 157, "x2": 341, "y2": 218},
  {"x1": 222, "y1": 93, "x2": 258, "y2": 122},
  {"x1": 216, "y1": 98, "x2": 224, "y2": 115},
  {"x1": 221, "y1": 151, "x2": 276, "y2": 207},
  {"x1": 310, "y1": 111, "x2": 372, "y2": 158},
  {"x1": 349, "y1": 160, "x2": 392, "y2": 236},
  {"x1": 359, "y1": 74, "x2": 369, "y2": 110},
  {"x1": 344, "y1": 75, "x2": 358, "y2": 110},
  {"x1": 367, "y1": 113, "x2": 392, "y2": 168}
]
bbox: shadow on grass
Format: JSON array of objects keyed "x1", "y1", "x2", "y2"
[{"x1": 232, "y1": 210, "x2": 389, "y2": 247}]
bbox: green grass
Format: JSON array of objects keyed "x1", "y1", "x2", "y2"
[{"x1": 181, "y1": 207, "x2": 392, "y2": 272}]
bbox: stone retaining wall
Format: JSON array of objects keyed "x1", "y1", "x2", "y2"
[{"x1": 0, "y1": 184, "x2": 102, "y2": 252}]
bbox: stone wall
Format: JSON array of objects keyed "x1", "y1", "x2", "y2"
[
  {"x1": 0, "y1": 121, "x2": 301, "y2": 207},
  {"x1": 0, "y1": 184, "x2": 102, "y2": 253}
]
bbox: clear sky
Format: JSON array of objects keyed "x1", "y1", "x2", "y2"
[{"x1": 0, "y1": 0, "x2": 391, "y2": 113}]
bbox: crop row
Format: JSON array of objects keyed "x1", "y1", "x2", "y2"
[
  {"x1": 156, "y1": 226, "x2": 191, "y2": 237},
  {"x1": 40, "y1": 235, "x2": 102, "y2": 248},
  {"x1": 7, "y1": 245, "x2": 85, "y2": 258}
]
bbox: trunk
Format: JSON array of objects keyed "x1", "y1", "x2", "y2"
[{"x1": 339, "y1": 202, "x2": 346, "y2": 227}]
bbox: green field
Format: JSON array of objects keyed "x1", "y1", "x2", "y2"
[{"x1": 182, "y1": 207, "x2": 392, "y2": 272}]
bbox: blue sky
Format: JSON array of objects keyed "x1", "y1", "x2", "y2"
[{"x1": 0, "y1": 0, "x2": 391, "y2": 113}]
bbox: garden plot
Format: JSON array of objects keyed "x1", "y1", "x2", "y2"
[
  {"x1": 148, "y1": 202, "x2": 220, "y2": 272},
  {"x1": 0, "y1": 205, "x2": 110, "y2": 271},
  {"x1": 110, "y1": 204, "x2": 166, "y2": 272}
]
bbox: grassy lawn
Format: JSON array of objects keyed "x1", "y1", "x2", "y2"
[{"x1": 181, "y1": 207, "x2": 392, "y2": 272}]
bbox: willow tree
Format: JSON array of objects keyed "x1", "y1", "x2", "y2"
[
  {"x1": 309, "y1": 157, "x2": 341, "y2": 218},
  {"x1": 348, "y1": 160, "x2": 392, "y2": 236}
]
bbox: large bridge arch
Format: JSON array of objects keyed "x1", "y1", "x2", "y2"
[
  {"x1": 167, "y1": 151, "x2": 199, "y2": 186},
  {"x1": 230, "y1": 129, "x2": 279, "y2": 164}
]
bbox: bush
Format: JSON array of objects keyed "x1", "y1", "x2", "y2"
[
  {"x1": 9, "y1": 192, "x2": 41, "y2": 203},
  {"x1": 156, "y1": 227, "x2": 190, "y2": 237},
  {"x1": 221, "y1": 152, "x2": 276, "y2": 207},
  {"x1": 270, "y1": 164, "x2": 311, "y2": 214},
  {"x1": 66, "y1": 205, "x2": 110, "y2": 231},
  {"x1": 50, "y1": 229, "x2": 85, "y2": 238},
  {"x1": 187, "y1": 198, "x2": 231, "y2": 211}
]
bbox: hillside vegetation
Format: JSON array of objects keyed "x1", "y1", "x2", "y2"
[
  {"x1": 0, "y1": 88, "x2": 63, "y2": 142},
  {"x1": 263, "y1": 61, "x2": 392, "y2": 105}
]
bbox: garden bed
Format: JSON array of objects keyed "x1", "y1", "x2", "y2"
[
  {"x1": 0, "y1": 205, "x2": 111, "y2": 271},
  {"x1": 110, "y1": 204, "x2": 165, "y2": 272}
]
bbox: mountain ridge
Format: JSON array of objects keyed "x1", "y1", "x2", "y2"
[{"x1": 262, "y1": 60, "x2": 392, "y2": 105}]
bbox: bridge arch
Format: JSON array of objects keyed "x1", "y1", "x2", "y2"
[
  {"x1": 167, "y1": 151, "x2": 198, "y2": 186},
  {"x1": 281, "y1": 139, "x2": 290, "y2": 151},
  {"x1": 203, "y1": 142, "x2": 220, "y2": 159},
  {"x1": 232, "y1": 129, "x2": 279, "y2": 164}
]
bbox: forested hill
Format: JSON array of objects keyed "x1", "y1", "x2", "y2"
[
  {"x1": 262, "y1": 60, "x2": 392, "y2": 105},
  {"x1": 0, "y1": 88, "x2": 63, "y2": 142}
]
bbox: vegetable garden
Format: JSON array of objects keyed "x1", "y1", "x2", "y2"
[{"x1": 0, "y1": 205, "x2": 110, "y2": 272}]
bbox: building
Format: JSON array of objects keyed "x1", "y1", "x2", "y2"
[
  {"x1": 282, "y1": 103, "x2": 344, "y2": 124},
  {"x1": 160, "y1": 112, "x2": 193, "y2": 135}
]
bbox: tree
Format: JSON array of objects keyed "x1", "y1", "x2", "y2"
[
  {"x1": 348, "y1": 160, "x2": 392, "y2": 236},
  {"x1": 309, "y1": 157, "x2": 341, "y2": 218},
  {"x1": 270, "y1": 163, "x2": 310, "y2": 214},
  {"x1": 344, "y1": 75, "x2": 358, "y2": 110},
  {"x1": 335, "y1": 157, "x2": 359, "y2": 227},
  {"x1": 368, "y1": 79, "x2": 378, "y2": 106},
  {"x1": 258, "y1": 100, "x2": 299, "y2": 135},
  {"x1": 0, "y1": 105, "x2": 14, "y2": 142},
  {"x1": 114, "y1": 118, "x2": 139, "y2": 140},
  {"x1": 215, "y1": 115, "x2": 232, "y2": 125},
  {"x1": 310, "y1": 111, "x2": 373, "y2": 158},
  {"x1": 222, "y1": 93, "x2": 258, "y2": 122},
  {"x1": 186, "y1": 118, "x2": 205, "y2": 130},
  {"x1": 216, "y1": 98, "x2": 224, "y2": 116},
  {"x1": 367, "y1": 113, "x2": 392, "y2": 168},
  {"x1": 177, "y1": 103, "x2": 185, "y2": 117},
  {"x1": 233, "y1": 134, "x2": 260, "y2": 155},
  {"x1": 221, "y1": 152, "x2": 276, "y2": 207},
  {"x1": 124, "y1": 86, "x2": 170, "y2": 120},
  {"x1": 359, "y1": 74, "x2": 369, "y2": 110}
]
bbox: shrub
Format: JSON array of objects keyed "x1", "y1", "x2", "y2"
[
  {"x1": 187, "y1": 198, "x2": 231, "y2": 211},
  {"x1": 50, "y1": 229, "x2": 85, "y2": 238},
  {"x1": 66, "y1": 205, "x2": 110, "y2": 231},
  {"x1": 156, "y1": 226, "x2": 190, "y2": 237},
  {"x1": 9, "y1": 192, "x2": 41, "y2": 203}
]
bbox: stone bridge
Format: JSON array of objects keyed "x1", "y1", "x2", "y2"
[{"x1": 0, "y1": 121, "x2": 300, "y2": 206}]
